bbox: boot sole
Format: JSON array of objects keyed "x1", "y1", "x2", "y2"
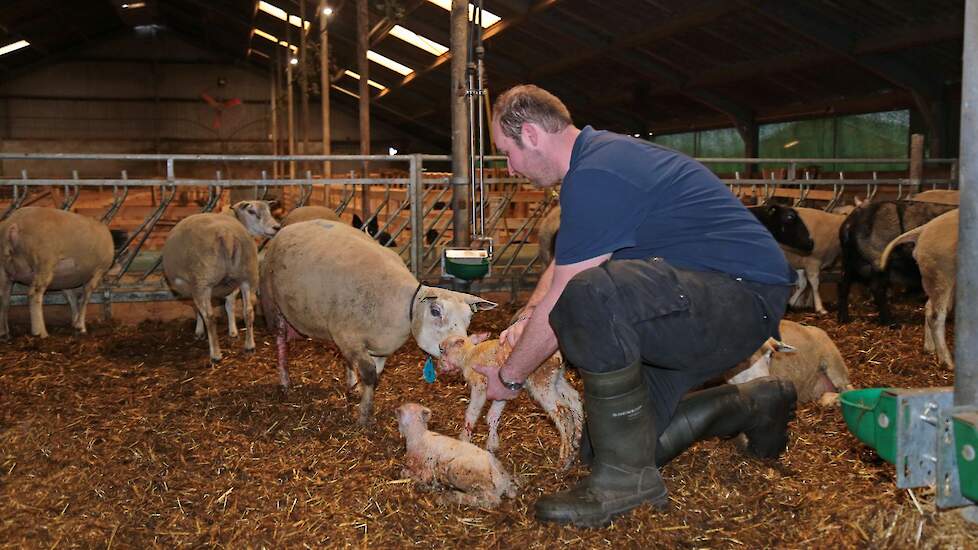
[{"x1": 535, "y1": 490, "x2": 669, "y2": 528}]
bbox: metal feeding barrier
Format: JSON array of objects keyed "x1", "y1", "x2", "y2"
[{"x1": 0, "y1": 152, "x2": 960, "y2": 312}]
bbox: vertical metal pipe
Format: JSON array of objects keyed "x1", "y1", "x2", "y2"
[
  {"x1": 910, "y1": 133, "x2": 925, "y2": 191},
  {"x1": 450, "y1": 0, "x2": 471, "y2": 248},
  {"x1": 955, "y1": 0, "x2": 978, "y2": 408},
  {"x1": 319, "y1": 1, "x2": 332, "y2": 184},
  {"x1": 299, "y1": 0, "x2": 310, "y2": 175},
  {"x1": 285, "y1": 17, "x2": 296, "y2": 181},
  {"x1": 357, "y1": 0, "x2": 370, "y2": 219}
]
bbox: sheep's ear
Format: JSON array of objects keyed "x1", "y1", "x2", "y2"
[
  {"x1": 461, "y1": 293, "x2": 497, "y2": 312},
  {"x1": 854, "y1": 195, "x2": 865, "y2": 207},
  {"x1": 470, "y1": 332, "x2": 491, "y2": 345},
  {"x1": 775, "y1": 341, "x2": 798, "y2": 353},
  {"x1": 421, "y1": 406, "x2": 432, "y2": 423}
]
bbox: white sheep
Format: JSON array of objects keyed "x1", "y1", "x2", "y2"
[
  {"x1": 396, "y1": 402, "x2": 517, "y2": 508},
  {"x1": 727, "y1": 320, "x2": 852, "y2": 404},
  {"x1": 259, "y1": 219, "x2": 496, "y2": 424},
  {"x1": 436, "y1": 332, "x2": 583, "y2": 469},
  {"x1": 0, "y1": 207, "x2": 115, "y2": 339},
  {"x1": 879, "y1": 208, "x2": 958, "y2": 367},
  {"x1": 162, "y1": 200, "x2": 280, "y2": 362}
]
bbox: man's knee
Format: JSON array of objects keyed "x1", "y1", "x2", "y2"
[{"x1": 549, "y1": 266, "x2": 640, "y2": 372}]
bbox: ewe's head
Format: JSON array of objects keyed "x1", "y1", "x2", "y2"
[
  {"x1": 412, "y1": 288, "x2": 496, "y2": 358},
  {"x1": 232, "y1": 200, "x2": 281, "y2": 237}
]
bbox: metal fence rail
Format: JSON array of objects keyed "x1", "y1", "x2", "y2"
[{"x1": 0, "y1": 152, "x2": 960, "y2": 309}]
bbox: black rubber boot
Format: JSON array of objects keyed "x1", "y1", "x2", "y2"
[
  {"x1": 535, "y1": 362, "x2": 668, "y2": 527},
  {"x1": 579, "y1": 377, "x2": 797, "y2": 467},
  {"x1": 656, "y1": 376, "x2": 798, "y2": 465}
]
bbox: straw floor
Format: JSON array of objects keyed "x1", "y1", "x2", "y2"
[{"x1": 2, "y1": 294, "x2": 977, "y2": 548}]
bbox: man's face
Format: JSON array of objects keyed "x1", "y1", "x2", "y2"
[{"x1": 492, "y1": 120, "x2": 560, "y2": 188}]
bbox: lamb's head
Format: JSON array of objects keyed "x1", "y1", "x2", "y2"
[
  {"x1": 396, "y1": 402, "x2": 431, "y2": 438},
  {"x1": 436, "y1": 332, "x2": 491, "y2": 375},
  {"x1": 231, "y1": 200, "x2": 281, "y2": 237},
  {"x1": 412, "y1": 287, "x2": 496, "y2": 358}
]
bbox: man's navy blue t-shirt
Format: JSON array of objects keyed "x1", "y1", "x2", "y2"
[{"x1": 554, "y1": 126, "x2": 794, "y2": 286}]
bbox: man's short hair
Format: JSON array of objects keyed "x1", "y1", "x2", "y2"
[{"x1": 493, "y1": 85, "x2": 572, "y2": 147}]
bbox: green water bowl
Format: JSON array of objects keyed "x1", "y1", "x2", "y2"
[
  {"x1": 840, "y1": 388, "x2": 898, "y2": 464},
  {"x1": 952, "y1": 410, "x2": 978, "y2": 502},
  {"x1": 443, "y1": 249, "x2": 490, "y2": 281}
]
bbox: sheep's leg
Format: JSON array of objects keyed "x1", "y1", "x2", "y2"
[
  {"x1": 932, "y1": 293, "x2": 955, "y2": 368},
  {"x1": 275, "y1": 313, "x2": 292, "y2": 388},
  {"x1": 485, "y1": 400, "x2": 507, "y2": 453},
  {"x1": 226, "y1": 291, "x2": 239, "y2": 338},
  {"x1": 239, "y1": 283, "x2": 255, "y2": 352},
  {"x1": 528, "y1": 376, "x2": 576, "y2": 469},
  {"x1": 788, "y1": 269, "x2": 807, "y2": 308},
  {"x1": 0, "y1": 270, "x2": 12, "y2": 340},
  {"x1": 345, "y1": 365, "x2": 359, "y2": 392},
  {"x1": 192, "y1": 286, "x2": 222, "y2": 362},
  {"x1": 336, "y1": 341, "x2": 380, "y2": 425},
  {"x1": 837, "y1": 263, "x2": 854, "y2": 323},
  {"x1": 442, "y1": 490, "x2": 499, "y2": 509},
  {"x1": 28, "y1": 265, "x2": 54, "y2": 338},
  {"x1": 461, "y1": 387, "x2": 488, "y2": 444},
  {"x1": 63, "y1": 289, "x2": 80, "y2": 326},
  {"x1": 924, "y1": 300, "x2": 936, "y2": 353},
  {"x1": 806, "y1": 269, "x2": 827, "y2": 315},
  {"x1": 74, "y1": 267, "x2": 107, "y2": 334},
  {"x1": 870, "y1": 271, "x2": 893, "y2": 326},
  {"x1": 194, "y1": 311, "x2": 206, "y2": 339}
]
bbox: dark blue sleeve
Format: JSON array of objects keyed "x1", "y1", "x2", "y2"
[{"x1": 554, "y1": 169, "x2": 649, "y2": 265}]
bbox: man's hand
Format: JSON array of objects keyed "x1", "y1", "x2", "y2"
[
  {"x1": 498, "y1": 313, "x2": 530, "y2": 352},
  {"x1": 471, "y1": 362, "x2": 521, "y2": 401}
]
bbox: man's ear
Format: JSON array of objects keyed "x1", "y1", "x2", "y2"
[{"x1": 522, "y1": 122, "x2": 539, "y2": 147}]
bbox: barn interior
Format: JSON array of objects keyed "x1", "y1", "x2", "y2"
[{"x1": 1, "y1": 0, "x2": 977, "y2": 547}]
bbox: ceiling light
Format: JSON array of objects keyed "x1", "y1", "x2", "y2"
[
  {"x1": 633, "y1": 133, "x2": 640, "y2": 138},
  {"x1": 322, "y1": 7, "x2": 333, "y2": 16},
  {"x1": 344, "y1": 70, "x2": 386, "y2": 90},
  {"x1": 784, "y1": 140, "x2": 800, "y2": 149},
  {"x1": 427, "y1": 0, "x2": 500, "y2": 28},
  {"x1": 389, "y1": 25, "x2": 448, "y2": 56},
  {"x1": 0, "y1": 40, "x2": 30, "y2": 57},
  {"x1": 259, "y1": 1, "x2": 311, "y2": 30},
  {"x1": 121, "y1": 2, "x2": 146, "y2": 8},
  {"x1": 389, "y1": 147, "x2": 398, "y2": 156},
  {"x1": 253, "y1": 29, "x2": 298, "y2": 52},
  {"x1": 290, "y1": 57, "x2": 299, "y2": 65},
  {"x1": 367, "y1": 50, "x2": 413, "y2": 75}
]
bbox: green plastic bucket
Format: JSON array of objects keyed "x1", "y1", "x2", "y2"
[
  {"x1": 443, "y1": 249, "x2": 490, "y2": 281},
  {"x1": 840, "y1": 388, "x2": 898, "y2": 464},
  {"x1": 952, "y1": 410, "x2": 978, "y2": 502}
]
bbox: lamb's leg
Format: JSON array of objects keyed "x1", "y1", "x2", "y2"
[
  {"x1": 0, "y1": 270, "x2": 12, "y2": 340},
  {"x1": 485, "y1": 400, "x2": 507, "y2": 453},
  {"x1": 442, "y1": 490, "x2": 500, "y2": 509},
  {"x1": 528, "y1": 375, "x2": 577, "y2": 469},
  {"x1": 806, "y1": 269, "x2": 827, "y2": 315},
  {"x1": 74, "y1": 267, "x2": 107, "y2": 334},
  {"x1": 275, "y1": 313, "x2": 292, "y2": 388},
  {"x1": 192, "y1": 286, "x2": 222, "y2": 362},
  {"x1": 28, "y1": 265, "x2": 54, "y2": 338},
  {"x1": 226, "y1": 291, "x2": 239, "y2": 338},
  {"x1": 239, "y1": 283, "x2": 255, "y2": 352},
  {"x1": 461, "y1": 387, "x2": 488, "y2": 444}
]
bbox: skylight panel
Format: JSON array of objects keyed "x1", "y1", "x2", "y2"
[
  {"x1": 389, "y1": 25, "x2": 448, "y2": 56},
  {"x1": 426, "y1": 0, "x2": 500, "y2": 28}
]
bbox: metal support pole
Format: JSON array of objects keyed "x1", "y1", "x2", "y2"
[
  {"x1": 409, "y1": 155, "x2": 425, "y2": 279},
  {"x1": 299, "y1": 0, "x2": 310, "y2": 177},
  {"x1": 450, "y1": 0, "x2": 471, "y2": 248},
  {"x1": 357, "y1": 0, "x2": 370, "y2": 219},
  {"x1": 319, "y1": 1, "x2": 332, "y2": 183},
  {"x1": 270, "y1": 56, "x2": 279, "y2": 180},
  {"x1": 910, "y1": 133, "x2": 925, "y2": 192},
  {"x1": 955, "y1": 0, "x2": 978, "y2": 409}
]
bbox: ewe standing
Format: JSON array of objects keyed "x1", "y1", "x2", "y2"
[
  {"x1": 260, "y1": 219, "x2": 496, "y2": 425},
  {"x1": 162, "y1": 200, "x2": 280, "y2": 362},
  {"x1": 0, "y1": 207, "x2": 116, "y2": 339}
]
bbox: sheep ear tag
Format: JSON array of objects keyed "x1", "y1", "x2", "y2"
[{"x1": 423, "y1": 356, "x2": 437, "y2": 383}]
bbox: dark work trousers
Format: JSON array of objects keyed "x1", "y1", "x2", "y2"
[{"x1": 549, "y1": 257, "x2": 792, "y2": 435}]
